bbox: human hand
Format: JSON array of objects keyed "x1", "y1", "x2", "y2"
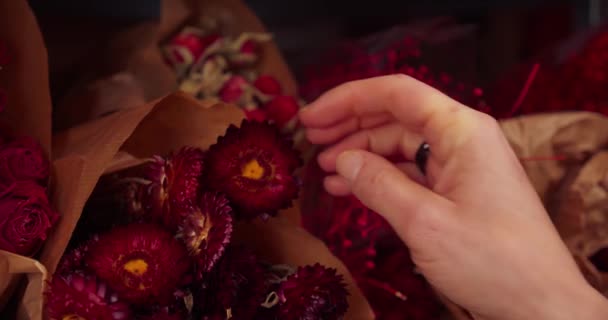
[{"x1": 299, "y1": 75, "x2": 608, "y2": 320}]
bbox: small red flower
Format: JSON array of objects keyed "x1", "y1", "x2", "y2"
[
  {"x1": 85, "y1": 223, "x2": 190, "y2": 305},
  {"x1": 176, "y1": 192, "x2": 233, "y2": 279},
  {"x1": 0, "y1": 136, "x2": 50, "y2": 188},
  {"x1": 169, "y1": 32, "x2": 220, "y2": 63},
  {"x1": 263, "y1": 95, "x2": 299, "y2": 128},
  {"x1": 0, "y1": 181, "x2": 58, "y2": 256},
  {"x1": 254, "y1": 75, "x2": 282, "y2": 95},
  {"x1": 129, "y1": 147, "x2": 205, "y2": 230},
  {"x1": 277, "y1": 263, "x2": 349, "y2": 320},
  {"x1": 197, "y1": 246, "x2": 266, "y2": 319},
  {"x1": 203, "y1": 120, "x2": 301, "y2": 219},
  {"x1": 45, "y1": 272, "x2": 132, "y2": 320},
  {"x1": 240, "y1": 40, "x2": 257, "y2": 55},
  {"x1": 244, "y1": 109, "x2": 268, "y2": 122},
  {"x1": 219, "y1": 76, "x2": 248, "y2": 104}
]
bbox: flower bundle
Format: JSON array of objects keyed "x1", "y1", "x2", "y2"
[
  {"x1": 0, "y1": 135, "x2": 58, "y2": 257},
  {"x1": 163, "y1": 26, "x2": 302, "y2": 132},
  {"x1": 0, "y1": 40, "x2": 58, "y2": 258},
  {"x1": 45, "y1": 120, "x2": 349, "y2": 320}
]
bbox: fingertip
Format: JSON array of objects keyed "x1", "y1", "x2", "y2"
[
  {"x1": 324, "y1": 175, "x2": 352, "y2": 196},
  {"x1": 317, "y1": 151, "x2": 337, "y2": 172}
]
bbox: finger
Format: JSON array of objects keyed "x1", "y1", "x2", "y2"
[
  {"x1": 335, "y1": 150, "x2": 451, "y2": 236},
  {"x1": 317, "y1": 122, "x2": 423, "y2": 172},
  {"x1": 323, "y1": 175, "x2": 351, "y2": 196},
  {"x1": 324, "y1": 161, "x2": 427, "y2": 196},
  {"x1": 300, "y1": 75, "x2": 486, "y2": 163},
  {"x1": 305, "y1": 113, "x2": 392, "y2": 144}
]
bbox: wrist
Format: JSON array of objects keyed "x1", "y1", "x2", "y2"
[{"x1": 529, "y1": 281, "x2": 608, "y2": 320}]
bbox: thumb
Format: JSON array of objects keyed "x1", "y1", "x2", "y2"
[{"x1": 336, "y1": 150, "x2": 449, "y2": 240}]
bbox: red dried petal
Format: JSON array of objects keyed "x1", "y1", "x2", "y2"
[
  {"x1": 45, "y1": 272, "x2": 132, "y2": 320},
  {"x1": 85, "y1": 223, "x2": 190, "y2": 305},
  {"x1": 263, "y1": 95, "x2": 299, "y2": 128},
  {"x1": 203, "y1": 120, "x2": 301, "y2": 219},
  {"x1": 254, "y1": 75, "x2": 282, "y2": 95},
  {"x1": 278, "y1": 263, "x2": 348, "y2": 320},
  {"x1": 196, "y1": 246, "x2": 266, "y2": 319},
  {"x1": 176, "y1": 192, "x2": 233, "y2": 279},
  {"x1": 132, "y1": 147, "x2": 204, "y2": 230},
  {"x1": 57, "y1": 237, "x2": 98, "y2": 276}
]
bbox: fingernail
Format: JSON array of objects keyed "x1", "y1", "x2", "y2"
[{"x1": 336, "y1": 151, "x2": 363, "y2": 181}]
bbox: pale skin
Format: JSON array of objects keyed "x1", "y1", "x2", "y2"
[{"x1": 299, "y1": 75, "x2": 608, "y2": 320}]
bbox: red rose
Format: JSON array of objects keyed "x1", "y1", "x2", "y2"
[
  {"x1": 0, "y1": 181, "x2": 58, "y2": 256},
  {"x1": 263, "y1": 95, "x2": 300, "y2": 128},
  {"x1": 254, "y1": 75, "x2": 282, "y2": 95},
  {"x1": 0, "y1": 136, "x2": 50, "y2": 189}
]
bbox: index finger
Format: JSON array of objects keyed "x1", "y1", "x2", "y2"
[{"x1": 299, "y1": 75, "x2": 486, "y2": 161}]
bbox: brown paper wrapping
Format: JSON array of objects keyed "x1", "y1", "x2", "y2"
[
  {"x1": 0, "y1": 0, "x2": 53, "y2": 316},
  {"x1": 499, "y1": 112, "x2": 608, "y2": 206},
  {"x1": 9, "y1": 92, "x2": 371, "y2": 319}
]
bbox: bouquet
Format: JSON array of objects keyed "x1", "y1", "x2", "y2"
[{"x1": 38, "y1": 93, "x2": 372, "y2": 320}]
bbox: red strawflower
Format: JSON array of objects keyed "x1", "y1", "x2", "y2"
[
  {"x1": 45, "y1": 272, "x2": 132, "y2": 320},
  {"x1": 263, "y1": 95, "x2": 299, "y2": 128},
  {"x1": 197, "y1": 246, "x2": 266, "y2": 319},
  {"x1": 176, "y1": 192, "x2": 233, "y2": 279},
  {"x1": 253, "y1": 75, "x2": 282, "y2": 95},
  {"x1": 0, "y1": 136, "x2": 50, "y2": 188},
  {"x1": 85, "y1": 223, "x2": 190, "y2": 305},
  {"x1": 244, "y1": 109, "x2": 267, "y2": 122},
  {"x1": 277, "y1": 263, "x2": 348, "y2": 320},
  {"x1": 0, "y1": 181, "x2": 58, "y2": 256},
  {"x1": 203, "y1": 120, "x2": 301, "y2": 219},
  {"x1": 129, "y1": 147, "x2": 205, "y2": 230},
  {"x1": 219, "y1": 76, "x2": 248, "y2": 104}
]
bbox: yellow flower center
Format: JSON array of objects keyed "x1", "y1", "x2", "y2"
[
  {"x1": 62, "y1": 315, "x2": 85, "y2": 320},
  {"x1": 123, "y1": 258, "x2": 148, "y2": 276},
  {"x1": 241, "y1": 159, "x2": 264, "y2": 180}
]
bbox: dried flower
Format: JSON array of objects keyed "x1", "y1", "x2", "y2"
[
  {"x1": 218, "y1": 75, "x2": 249, "y2": 104},
  {"x1": 263, "y1": 95, "x2": 300, "y2": 128},
  {"x1": 196, "y1": 246, "x2": 267, "y2": 319},
  {"x1": 176, "y1": 192, "x2": 233, "y2": 278},
  {"x1": 254, "y1": 75, "x2": 282, "y2": 95},
  {"x1": 0, "y1": 181, "x2": 58, "y2": 256},
  {"x1": 277, "y1": 263, "x2": 348, "y2": 320},
  {"x1": 0, "y1": 136, "x2": 50, "y2": 188},
  {"x1": 85, "y1": 223, "x2": 190, "y2": 305},
  {"x1": 203, "y1": 120, "x2": 301, "y2": 219},
  {"x1": 45, "y1": 272, "x2": 132, "y2": 320},
  {"x1": 129, "y1": 147, "x2": 205, "y2": 230},
  {"x1": 57, "y1": 237, "x2": 97, "y2": 276},
  {"x1": 244, "y1": 109, "x2": 267, "y2": 122}
]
